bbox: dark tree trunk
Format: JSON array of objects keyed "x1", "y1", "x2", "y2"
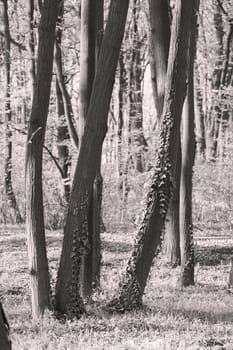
[
  {"x1": 0, "y1": 0, "x2": 23, "y2": 224},
  {"x1": 78, "y1": 0, "x2": 104, "y2": 299},
  {"x1": 148, "y1": 0, "x2": 170, "y2": 122},
  {"x1": 0, "y1": 302, "x2": 11, "y2": 350},
  {"x1": 179, "y1": 0, "x2": 199, "y2": 287},
  {"x1": 25, "y1": 0, "x2": 60, "y2": 320},
  {"x1": 107, "y1": 0, "x2": 196, "y2": 313},
  {"x1": 55, "y1": 0, "x2": 129, "y2": 318}
]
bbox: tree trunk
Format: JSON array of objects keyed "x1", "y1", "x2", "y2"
[
  {"x1": 206, "y1": 2, "x2": 224, "y2": 161},
  {"x1": 128, "y1": 0, "x2": 147, "y2": 173},
  {"x1": 0, "y1": 302, "x2": 11, "y2": 350},
  {"x1": 55, "y1": 3, "x2": 71, "y2": 203},
  {"x1": 25, "y1": 0, "x2": 60, "y2": 320},
  {"x1": 194, "y1": 64, "x2": 206, "y2": 161},
  {"x1": 164, "y1": 140, "x2": 181, "y2": 267},
  {"x1": 148, "y1": 0, "x2": 180, "y2": 266},
  {"x1": 179, "y1": 0, "x2": 199, "y2": 287},
  {"x1": 107, "y1": 0, "x2": 195, "y2": 313},
  {"x1": 148, "y1": 0, "x2": 170, "y2": 122},
  {"x1": 78, "y1": 0, "x2": 104, "y2": 299},
  {"x1": 27, "y1": 0, "x2": 36, "y2": 98},
  {"x1": 0, "y1": 0, "x2": 23, "y2": 224},
  {"x1": 55, "y1": 0, "x2": 129, "y2": 318}
]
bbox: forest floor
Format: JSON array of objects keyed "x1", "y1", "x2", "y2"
[
  {"x1": 1, "y1": 159, "x2": 233, "y2": 349},
  {"x1": 1, "y1": 222, "x2": 233, "y2": 350}
]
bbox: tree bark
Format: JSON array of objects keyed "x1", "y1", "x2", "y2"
[
  {"x1": 179, "y1": 0, "x2": 199, "y2": 287},
  {"x1": 0, "y1": 302, "x2": 11, "y2": 350},
  {"x1": 78, "y1": 0, "x2": 104, "y2": 299},
  {"x1": 25, "y1": 0, "x2": 60, "y2": 320},
  {"x1": 0, "y1": 0, "x2": 23, "y2": 224},
  {"x1": 148, "y1": 0, "x2": 180, "y2": 266},
  {"x1": 148, "y1": 0, "x2": 170, "y2": 122},
  {"x1": 107, "y1": 0, "x2": 195, "y2": 313},
  {"x1": 55, "y1": 0, "x2": 129, "y2": 318}
]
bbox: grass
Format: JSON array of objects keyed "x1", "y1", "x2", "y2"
[{"x1": 1, "y1": 159, "x2": 233, "y2": 349}]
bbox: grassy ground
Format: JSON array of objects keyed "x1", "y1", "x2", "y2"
[{"x1": 1, "y1": 159, "x2": 233, "y2": 349}]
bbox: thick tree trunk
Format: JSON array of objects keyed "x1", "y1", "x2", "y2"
[
  {"x1": 25, "y1": 0, "x2": 60, "y2": 320},
  {"x1": 148, "y1": 0, "x2": 180, "y2": 266},
  {"x1": 107, "y1": 0, "x2": 195, "y2": 313},
  {"x1": 27, "y1": 0, "x2": 36, "y2": 98},
  {"x1": 1, "y1": 0, "x2": 23, "y2": 224},
  {"x1": 0, "y1": 302, "x2": 11, "y2": 350},
  {"x1": 55, "y1": 0, "x2": 129, "y2": 318},
  {"x1": 148, "y1": 0, "x2": 170, "y2": 122},
  {"x1": 78, "y1": 0, "x2": 104, "y2": 299},
  {"x1": 179, "y1": 1, "x2": 199, "y2": 287}
]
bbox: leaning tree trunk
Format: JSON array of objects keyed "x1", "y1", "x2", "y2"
[
  {"x1": 0, "y1": 0, "x2": 23, "y2": 224},
  {"x1": 0, "y1": 302, "x2": 11, "y2": 350},
  {"x1": 107, "y1": 0, "x2": 196, "y2": 313},
  {"x1": 55, "y1": 0, "x2": 129, "y2": 318},
  {"x1": 78, "y1": 0, "x2": 104, "y2": 299},
  {"x1": 148, "y1": 0, "x2": 180, "y2": 267},
  {"x1": 25, "y1": 0, "x2": 60, "y2": 320}
]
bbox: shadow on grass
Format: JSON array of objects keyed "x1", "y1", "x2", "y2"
[
  {"x1": 102, "y1": 240, "x2": 132, "y2": 253},
  {"x1": 195, "y1": 246, "x2": 233, "y2": 266}
]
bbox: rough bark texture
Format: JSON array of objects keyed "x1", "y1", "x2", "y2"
[
  {"x1": 55, "y1": 0, "x2": 129, "y2": 318},
  {"x1": 179, "y1": 1, "x2": 199, "y2": 287},
  {"x1": 25, "y1": 0, "x2": 60, "y2": 320},
  {"x1": 206, "y1": 3, "x2": 224, "y2": 161},
  {"x1": 164, "y1": 140, "x2": 181, "y2": 267},
  {"x1": 79, "y1": 0, "x2": 104, "y2": 299},
  {"x1": 107, "y1": 0, "x2": 195, "y2": 313},
  {"x1": 0, "y1": 302, "x2": 11, "y2": 350},
  {"x1": 148, "y1": 0, "x2": 170, "y2": 122},
  {"x1": 148, "y1": 0, "x2": 180, "y2": 267},
  {"x1": 128, "y1": 0, "x2": 147, "y2": 173},
  {"x1": 1, "y1": 0, "x2": 23, "y2": 224}
]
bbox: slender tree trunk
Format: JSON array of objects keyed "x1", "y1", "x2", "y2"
[
  {"x1": 56, "y1": 81, "x2": 71, "y2": 203},
  {"x1": 55, "y1": 3, "x2": 71, "y2": 203},
  {"x1": 107, "y1": 0, "x2": 195, "y2": 313},
  {"x1": 128, "y1": 0, "x2": 147, "y2": 173},
  {"x1": 206, "y1": 2, "x2": 224, "y2": 161},
  {"x1": 25, "y1": 0, "x2": 60, "y2": 320},
  {"x1": 27, "y1": 0, "x2": 36, "y2": 98},
  {"x1": 0, "y1": 302, "x2": 11, "y2": 350},
  {"x1": 55, "y1": 0, "x2": 129, "y2": 318},
  {"x1": 179, "y1": 0, "x2": 199, "y2": 287},
  {"x1": 194, "y1": 64, "x2": 206, "y2": 161},
  {"x1": 0, "y1": 0, "x2": 23, "y2": 224}
]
